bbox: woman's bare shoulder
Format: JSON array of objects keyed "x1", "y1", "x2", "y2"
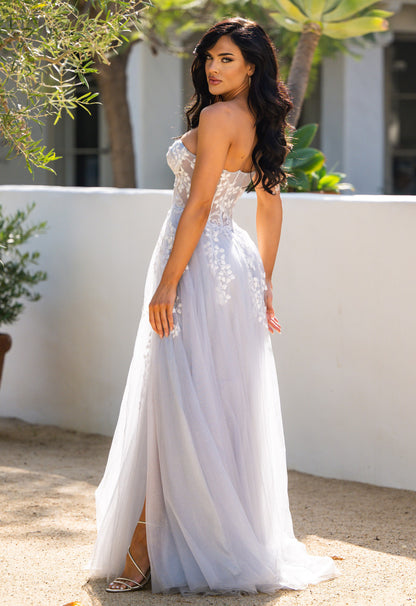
[
  {"x1": 199, "y1": 102, "x2": 233, "y2": 123},
  {"x1": 200, "y1": 102, "x2": 253, "y2": 139},
  {"x1": 198, "y1": 104, "x2": 234, "y2": 142}
]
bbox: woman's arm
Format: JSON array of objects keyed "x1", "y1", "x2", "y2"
[
  {"x1": 255, "y1": 181, "x2": 283, "y2": 334},
  {"x1": 149, "y1": 104, "x2": 233, "y2": 338}
]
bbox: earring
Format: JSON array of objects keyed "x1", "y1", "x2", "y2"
[{"x1": 248, "y1": 75, "x2": 251, "y2": 87}]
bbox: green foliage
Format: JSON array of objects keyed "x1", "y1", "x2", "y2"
[
  {"x1": 0, "y1": 0, "x2": 145, "y2": 173},
  {"x1": 283, "y1": 123, "x2": 354, "y2": 193},
  {"x1": 0, "y1": 0, "x2": 392, "y2": 178},
  {"x1": 143, "y1": 0, "x2": 378, "y2": 105},
  {"x1": 266, "y1": 0, "x2": 392, "y2": 38},
  {"x1": 0, "y1": 203, "x2": 47, "y2": 325},
  {"x1": 145, "y1": 0, "x2": 351, "y2": 77}
]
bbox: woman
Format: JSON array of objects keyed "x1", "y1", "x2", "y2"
[{"x1": 88, "y1": 17, "x2": 339, "y2": 594}]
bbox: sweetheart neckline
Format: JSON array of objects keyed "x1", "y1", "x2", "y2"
[{"x1": 176, "y1": 139, "x2": 253, "y2": 176}]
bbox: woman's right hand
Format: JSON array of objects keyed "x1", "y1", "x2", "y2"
[
  {"x1": 149, "y1": 280, "x2": 177, "y2": 338},
  {"x1": 264, "y1": 280, "x2": 281, "y2": 334}
]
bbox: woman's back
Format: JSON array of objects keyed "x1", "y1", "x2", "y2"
[
  {"x1": 181, "y1": 99, "x2": 257, "y2": 174},
  {"x1": 168, "y1": 138, "x2": 253, "y2": 229}
]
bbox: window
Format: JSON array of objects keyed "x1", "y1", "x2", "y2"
[
  {"x1": 52, "y1": 78, "x2": 113, "y2": 187},
  {"x1": 385, "y1": 36, "x2": 416, "y2": 194}
]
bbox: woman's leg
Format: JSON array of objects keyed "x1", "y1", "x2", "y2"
[{"x1": 107, "y1": 499, "x2": 150, "y2": 590}]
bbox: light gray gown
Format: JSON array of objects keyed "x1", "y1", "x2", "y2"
[{"x1": 88, "y1": 138, "x2": 339, "y2": 593}]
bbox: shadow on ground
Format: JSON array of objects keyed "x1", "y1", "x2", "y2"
[
  {"x1": 1, "y1": 416, "x2": 416, "y2": 606},
  {"x1": 82, "y1": 577, "x2": 296, "y2": 606},
  {"x1": 2, "y1": 416, "x2": 415, "y2": 559}
]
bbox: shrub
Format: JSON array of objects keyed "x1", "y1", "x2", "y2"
[{"x1": 0, "y1": 203, "x2": 47, "y2": 325}]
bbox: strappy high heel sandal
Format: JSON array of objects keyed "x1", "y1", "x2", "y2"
[{"x1": 105, "y1": 548, "x2": 151, "y2": 593}]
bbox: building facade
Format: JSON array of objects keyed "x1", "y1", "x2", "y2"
[{"x1": 0, "y1": 1, "x2": 415, "y2": 194}]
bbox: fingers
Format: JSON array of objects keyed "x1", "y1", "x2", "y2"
[
  {"x1": 149, "y1": 305, "x2": 157, "y2": 335},
  {"x1": 269, "y1": 316, "x2": 281, "y2": 333},
  {"x1": 264, "y1": 284, "x2": 281, "y2": 334},
  {"x1": 160, "y1": 306, "x2": 170, "y2": 338},
  {"x1": 149, "y1": 303, "x2": 174, "y2": 338},
  {"x1": 149, "y1": 282, "x2": 178, "y2": 338},
  {"x1": 266, "y1": 309, "x2": 281, "y2": 334},
  {"x1": 153, "y1": 305, "x2": 164, "y2": 338},
  {"x1": 167, "y1": 307, "x2": 174, "y2": 333}
]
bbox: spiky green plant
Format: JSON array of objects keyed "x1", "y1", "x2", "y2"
[{"x1": 265, "y1": 0, "x2": 392, "y2": 125}]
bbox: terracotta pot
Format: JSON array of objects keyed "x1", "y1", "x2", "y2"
[{"x1": 0, "y1": 333, "x2": 12, "y2": 388}]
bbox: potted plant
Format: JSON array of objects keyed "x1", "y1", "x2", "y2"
[{"x1": 0, "y1": 203, "x2": 47, "y2": 387}]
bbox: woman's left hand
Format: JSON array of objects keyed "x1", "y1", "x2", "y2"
[
  {"x1": 149, "y1": 281, "x2": 177, "y2": 338},
  {"x1": 265, "y1": 280, "x2": 281, "y2": 334}
]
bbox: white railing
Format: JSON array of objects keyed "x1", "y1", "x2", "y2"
[{"x1": 1, "y1": 185, "x2": 415, "y2": 491}]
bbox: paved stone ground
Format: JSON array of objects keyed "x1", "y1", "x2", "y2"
[{"x1": 1, "y1": 416, "x2": 415, "y2": 606}]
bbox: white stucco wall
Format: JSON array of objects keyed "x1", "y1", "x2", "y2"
[{"x1": 0, "y1": 186, "x2": 415, "y2": 492}]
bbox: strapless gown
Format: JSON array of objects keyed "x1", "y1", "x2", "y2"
[{"x1": 88, "y1": 138, "x2": 339, "y2": 593}]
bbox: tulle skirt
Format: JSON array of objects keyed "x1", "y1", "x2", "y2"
[{"x1": 88, "y1": 202, "x2": 339, "y2": 593}]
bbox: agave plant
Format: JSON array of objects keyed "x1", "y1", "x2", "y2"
[
  {"x1": 283, "y1": 123, "x2": 354, "y2": 192},
  {"x1": 267, "y1": 0, "x2": 393, "y2": 125}
]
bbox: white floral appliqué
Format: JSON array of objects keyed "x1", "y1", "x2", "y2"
[
  {"x1": 164, "y1": 138, "x2": 266, "y2": 321},
  {"x1": 204, "y1": 225, "x2": 235, "y2": 305}
]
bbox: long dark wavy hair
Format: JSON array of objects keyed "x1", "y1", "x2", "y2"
[{"x1": 186, "y1": 18, "x2": 293, "y2": 193}]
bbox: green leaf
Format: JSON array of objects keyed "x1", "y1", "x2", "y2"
[
  {"x1": 286, "y1": 169, "x2": 310, "y2": 190},
  {"x1": 286, "y1": 147, "x2": 325, "y2": 171},
  {"x1": 365, "y1": 9, "x2": 394, "y2": 19},
  {"x1": 0, "y1": 202, "x2": 47, "y2": 325},
  {"x1": 323, "y1": 16, "x2": 389, "y2": 39},
  {"x1": 318, "y1": 174, "x2": 341, "y2": 188},
  {"x1": 324, "y1": 0, "x2": 383, "y2": 23},
  {"x1": 304, "y1": 0, "x2": 327, "y2": 21},
  {"x1": 309, "y1": 171, "x2": 321, "y2": 190},
  {"x1": 291, "y1": 123, "x2": 318, "y2": 149},
  {"x1": 269, "y1": 12, "x2": 304, "y2": 31},
  {"x1": 0, "y1": 0, "x2": 145, "y2": 172},
  {"x1": 273, "y1": 0, "x2": 308, "y2": 21}
]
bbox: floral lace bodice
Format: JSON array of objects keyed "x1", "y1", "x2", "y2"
[
  {"x1": 162, "y1": 137, "x2": 267, "y2": 334},
  {"x1": 166, "y1": 138, "x2": 253, "y2": 227}
]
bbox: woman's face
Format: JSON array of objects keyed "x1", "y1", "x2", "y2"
[{"x1": 204, "y1": 35, "x2": 254, "y2": 99}]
